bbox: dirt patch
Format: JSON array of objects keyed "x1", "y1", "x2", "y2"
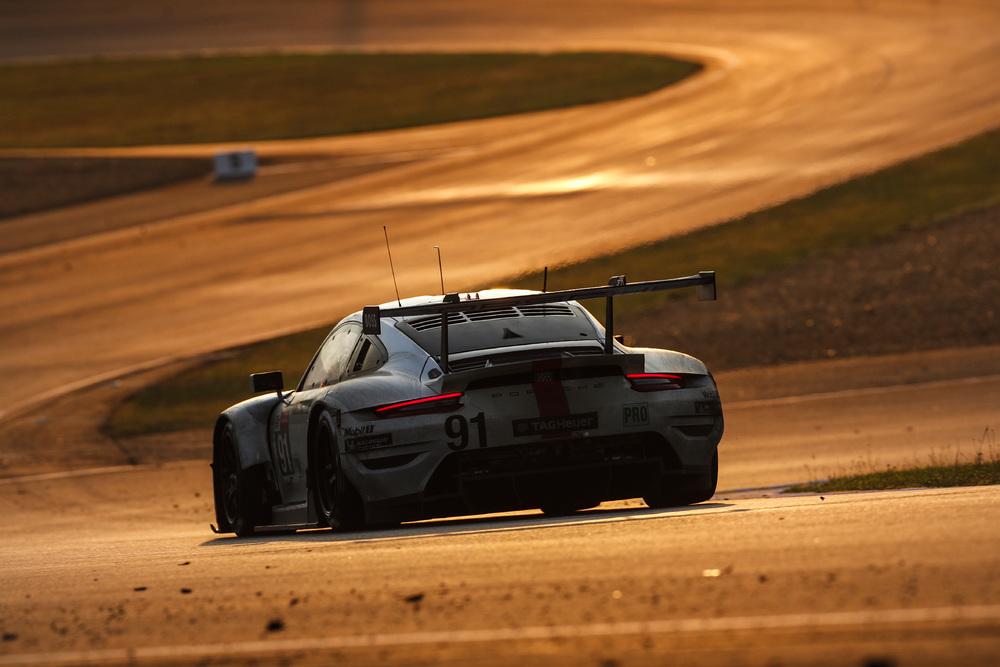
[
  {"x1": 0, "y1": 156, "x2": 207, "y2": 220},
  {"x1": 624, "y1": 205, "x2": 1000, "y2": 370}
]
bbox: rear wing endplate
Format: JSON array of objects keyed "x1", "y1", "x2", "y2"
[{"x1": 362, "y1": 271, "x2": 716, "y2": 372}]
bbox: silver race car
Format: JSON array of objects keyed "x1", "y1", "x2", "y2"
[{"x1": 212, "y1": 272, "x2": 723, "y2": 536}]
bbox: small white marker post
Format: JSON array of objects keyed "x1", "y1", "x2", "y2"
[{"x1": 213, "y1": 149, "x2": 257, "y2": 182}]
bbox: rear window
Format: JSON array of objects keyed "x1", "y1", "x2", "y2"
[{"x1": 395, "y1": 303, "x2": 598, "y2": 357}]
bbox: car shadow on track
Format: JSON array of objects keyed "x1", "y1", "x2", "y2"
[{"x1": 198, "y1": 502, "x2": 734, "y2": 547}]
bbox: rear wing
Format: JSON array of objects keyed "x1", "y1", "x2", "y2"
[{"x1": 362, "y1": 271, "x2": 717, "y2": 372}]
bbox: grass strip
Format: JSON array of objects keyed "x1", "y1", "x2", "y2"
[
  {"x1": 106, "y1": 128, "x2": 1000, "y2": 439},
  {"x1": 0, "y1": 52, "x2": 699, "y2": 148},
  {"x1": 785, "y1": 461, "x2": 1000, "y2": 493}
]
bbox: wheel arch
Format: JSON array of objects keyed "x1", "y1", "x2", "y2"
[{"x1": 219, "y1": 393, "x2": 282, "y2": 470}]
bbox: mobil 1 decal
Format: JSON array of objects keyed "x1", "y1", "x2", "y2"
[{"x1": 622, "y1": 403, "x2": 649, "y2": 427}]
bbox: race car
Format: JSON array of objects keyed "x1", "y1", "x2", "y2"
[{"x1": 212, "y1": 272, "x2": 723, "y2": 536}]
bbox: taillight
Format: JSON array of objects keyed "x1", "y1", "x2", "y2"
[
  {"x1": 626, "y1": 373, "x2": 684, "y2": 392},
  {"x1": 374, "y1": 392, "x2": 464, "y2": 417}
]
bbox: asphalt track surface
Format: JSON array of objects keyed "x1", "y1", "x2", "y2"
[
  {"x1": 1, "y1": 469, "x2": 999, "y2": 666},
  {"x1": 2, "y1": 1, "x2": 1000, "y2": 664}
]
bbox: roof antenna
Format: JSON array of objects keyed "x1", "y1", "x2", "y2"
[
  {"x1": 433, "y1": 245, "x2": 445, "y2": 295},
  {"x1": 542, "y1": 266, "x2": 548, "y2": 292},
  {"x1": 383, "y1": 225, "x2": 402, "y2": 307}
]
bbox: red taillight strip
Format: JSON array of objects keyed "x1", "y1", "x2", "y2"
[
  {"x1": 374, "y1": 392, "x2": 463, "y2": 414},
  {"x1": 625, "y1": 373, "x2": 683, "y2": 380},
  {"x1": 626, "y1": 372, "x2": 685, "y2": 392}
]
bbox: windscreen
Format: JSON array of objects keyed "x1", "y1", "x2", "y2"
[{"x1": 395, "y1": 302, "x2": 599, "y2": 356}]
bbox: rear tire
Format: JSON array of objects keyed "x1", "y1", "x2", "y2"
[
  {"x1": 312, "y1": 413, "x2": 366, "y2": 532},
  {"x1": 216, "y1": 423, "x2": 260, "y2": 537},
  {"x1": 643, "y1": 449, "x2": 718, "y2": 508}
]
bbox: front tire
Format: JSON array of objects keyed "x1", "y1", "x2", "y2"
[
  {"x1": 643, "y1": 449, "x2": 719, "y2": 508},
  {"x1": 312, "y1": 413, "x2": 365, "y2": 532},
  {"x1": 216, "y1": 422, "x2": 260, "y2": 537}
]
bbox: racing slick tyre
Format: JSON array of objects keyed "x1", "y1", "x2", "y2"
[
  {"x1": 216, "y1": 422, "x2": 264, "y2": 538},
  {"x1": 643, "y1": 449, "x2": 719, "y2": 509},
  {"x1": 312, "y1": 413, "x2": 366, "y2": 532}
]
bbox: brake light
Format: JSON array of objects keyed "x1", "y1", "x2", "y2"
[
  {"x1": 374, "y1": 392, "x2": 464, "y2": 416},
  {"x1": 626, "y1": 373, "x2": 684, "y2": 392}
]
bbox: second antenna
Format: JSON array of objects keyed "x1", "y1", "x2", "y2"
[{"x1": 433, "y1": 246, "x2": 445, "y2": 295}]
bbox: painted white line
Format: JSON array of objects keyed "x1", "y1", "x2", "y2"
[
  {"x1": 727, "y1": 372, "x2": 1000, "y2": 409},
  {"x1": 1, "y1": 604, "x2": 997, "y2": 666}
]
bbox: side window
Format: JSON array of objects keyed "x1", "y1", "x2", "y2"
[
  {"x1": 351, "y1": 337, "x2": 387, "y2": 375},
  {"x1": 301, "y1": 324, "x2": 362, "y2": 390}
]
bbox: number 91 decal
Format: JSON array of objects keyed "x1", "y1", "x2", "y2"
[{"x1": 445, "y1": 412, "x2": 487, "y2": 450}]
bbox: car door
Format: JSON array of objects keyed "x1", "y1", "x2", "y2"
[{"x1": 271, "y1": 323, "x2": 362, "y2": 505}]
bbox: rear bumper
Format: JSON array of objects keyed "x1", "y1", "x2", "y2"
[
  {"x1": 340, "y1": 373, "x2": 725, "y2": 523},
  {"x1": 358, "y1": 425, "x2": 720, "y2": 523}
]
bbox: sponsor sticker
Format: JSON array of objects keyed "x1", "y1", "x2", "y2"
[
  {"x1": 345, "y1": 433, "x2": 393, "y2": 453},
  {"x1": 512, "y1": 412, "x2": 598, "y2": 437},
  {"x1": 622, "y1": 403, "x2": 649, "y2": 427}
]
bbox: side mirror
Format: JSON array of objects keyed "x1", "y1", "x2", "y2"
[
  {"x1": 613, "y1": 334, "x2": 626, "y2": 344},
  {"x1": 250, "y1": 371, "x2": 284, "y2": 395}
]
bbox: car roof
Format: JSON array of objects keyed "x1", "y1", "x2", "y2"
[
  {"x1": 379, "y1": 288, "x2": 542, "y2": 311},
  {"x1": 344, "y1": 289, "x2": 550, "y2": 321}
]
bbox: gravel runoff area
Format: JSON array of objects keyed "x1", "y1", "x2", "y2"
[{"x1": 626, "y1": 204, "x2": 1000, "y2": 370}]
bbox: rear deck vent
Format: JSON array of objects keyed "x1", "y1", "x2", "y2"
[
  {"x1": 516, "y1": 304, "x2": 574, "y2": 317},
  {"x1": 405, "y1": 302, "x2": 575, "y2": 331},
  {"x1": 466, "y1": 307, "x2": 519, "y2": 322},
  {"x1": 408, "y1": 312, "x2": 468, "y2": 331},
  {"x1": 447, "y1": 358, "x2": 490, "y2": 372}
]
